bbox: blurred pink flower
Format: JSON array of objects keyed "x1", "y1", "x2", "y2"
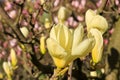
[
  {"x1": 22, "y1": 9, "x2": 29, "y2": 17},
  {"x1": 9, "y1": 39, "x2": 17, "y2": 47},
  {"x1": 96, "y1": 0, "x2": 102, "y2": 7},
  {"x1": 74, "y1": 0, "x2": 79, "y2": 8},
  {"x1": 54, "y1": 16, "x2": 58, "y2": 24},
  {"x1": 73, "y1": 21, "x2": 78, "y2": 27},
  {"x1": 104, "y1": 39, "x2": 109, "y2": 46},
  {"x1": 4, "y1": 1, "x2": 12, "y2": 11},
  {"x1": 17, "y1": 46, "x2": 22, "y2": 56},
  {"x1": 81, "y1": 0, "x2": 86, "y2": 7},
  {"x1": 3, "y1": 41, "x2": 9, "y2": 48},
  {"x1": 109, "y1": 28, "x2": 114, "y2": 34},
  {"x1": 8, "y1": 10, "x2": 17, "y2": 19},
  {"x1": 77, "y1": 16, "x2": 84, "y2": 21},
  {"x1": 115, "y1": 0, "x2": 119, "y2": 6},
  {"x1": 54, "y1": 0, "x2": 60, "y2": 7},
  {"x1": 68, "y1": 17, "x2": 73, "y2": 26}
]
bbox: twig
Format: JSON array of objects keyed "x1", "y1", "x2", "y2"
[
  {"x1": 97, "y1": 0, "x2": 108, "y2": 14},
  {"x1": 68, "y1": 62, "x2": 73, "y2": 80},
  {"x1": 0, "y1": 3, "x2": 26, "y2": 42}
]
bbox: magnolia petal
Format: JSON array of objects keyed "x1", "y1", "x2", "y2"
[
  {"x1": 72, "y1": 38, "x2": 95, "y2": 57},
  {"x1": 90, "y1": 29, "x2": 103, "y2": 63},
  {"x1": 85, "y1": 9, "x2": 96, "y2": 30},
  {"x1": 46, "y1": 38, "x2": 67, "y2": 59},
  {"x1": 90, "y1": 15, "x2": 108, "y2": 34},
  {"x1": 72, "y1": 24, "x2": 84, "y2": 48},
  {"x1": 50, "y1": 25, "x2": 57, "y2": 40},
  {"x1": 57, "y1": 24, "x2": 66, "y2": 48},
  {"x1": 85, "y1": 9, "x2": 108, "y2": 34},
  {"x1": 52, "y1": 57, "x2": 67, "y2": 68}
]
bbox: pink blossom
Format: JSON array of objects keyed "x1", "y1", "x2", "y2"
[
  {"x1": 77, "y1": 16, "x2": 84, "y2": 21},
  {"x1": 109, "y1": 28, "x2": 114, "y2": 34},
  {"x1": 104, "y1": 39, "x2": 109, "y2": 46},
  {"x1": 68, "y1": 17, "x2": 73, "y2": 26},
  {"x1": 81, "y1": 0, "x2": 86, "y2": 7},
  {"x1": 9, "y1": 39, "x2": 17, "y2": 47},
  {"x1": 54, "y1": 0, "x2": 60, "y2": 7},
  {"x1": 73, "y1": 21, "x2": 78, "y2": 27},
  {"x1": 4, "y1": 1, "x2": 12, "y2": 11},
  {"x1": 96, "y1": 0, "x2": 102, "y2": 7},
  {"x1": 8, "y1": 10, "x2": 17, "y2": 19}
]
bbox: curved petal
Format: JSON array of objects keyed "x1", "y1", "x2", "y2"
[
  {"x1": 46, "y1": 38, "x2": 67, "y2": 59},
  {"x1": 85, "y1": 9, "x2": 108, "y2": 34},
  {"x1": 72, "y1": 24, "x2": 84, "y2": 48},
  {"x1": 52, "y1": 57, "x2": 67, "y2": 68},
  {"x1": 57, "y1": 24, "x2": 70, "y2": 49},
  {"x1": 90, "y1": 29, "x2": 103, "y2": 63},
  {"x1": 50, "y1": 24, "x2": 60, "y2": 40},
  {"x1": 72, "y1": 38, "x2": 95, "y2": 57},
  {"x1": 85, "y1": 9, "x2": 96, "y2": 31},
  {"x1": 90, "y1": 15, "x2": 108, "y2": 34}
]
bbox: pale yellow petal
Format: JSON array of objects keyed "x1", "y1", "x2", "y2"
[
  {"x1": 90, "y1": 29, "x2": 103, "y2": 63},
  {"x1": 89, "y1": 15, "x2": 108, "y2": 34},
  {"x1": 50, "y1": 25, "x2": 57, "y2": 40},
  {"x1": 72, "y1": 38, "x2": 95, "y2": 57},
  {"x1": 85, "y1": 9, "x2": 96, "y2": 30},
  {"x1": 85, "y1": 9, "x2": 108, "y2": 34},
  {"x1": 57, "y1": 24, "x2": 66, "y2": 48},
  {"x1": 52, "y1": 57, "x2": 67, "y2": 68},
  {"x1": 72, "y1": 24, "x2": 84, "y2": 48},
  {"x1": 46, "y1": 38, "x2": 67, "y2": 59}
]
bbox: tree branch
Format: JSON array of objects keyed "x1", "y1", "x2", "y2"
[{"x1": 0, "y1": 4, "x2": 26, "y2": 42}]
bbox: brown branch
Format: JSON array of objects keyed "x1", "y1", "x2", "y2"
[
  {"x1": 97, "y1": 0, "x2": 108, "y2": 14},
  {"x1": 68, "y1": 62, "x2": 73, "y2": 80},
  {"x1": 0, "y1": 4, "x2": 26, "y2": 42}
]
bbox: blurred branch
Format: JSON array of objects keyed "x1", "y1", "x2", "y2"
[
  {"x1": 29, "y1": 44, "x2": 53, "y2": 74},
  {"x1": 68, "y1": 62, "x2": 73, "y2": 80},
  {"x1": 97, "y1": 0, "x2": 108, "y2": 13},
  {"x1": 0, "y1": 3, "x2": 26, "y2": 42}
]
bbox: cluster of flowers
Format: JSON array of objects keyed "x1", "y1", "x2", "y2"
[{"x1": 46, "y1": 7, "x2": 108, "y2": 68}]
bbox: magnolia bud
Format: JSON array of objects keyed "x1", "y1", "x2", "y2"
[
  {"x1": 20, "y1": 27, "x2": 29, "y2": 38},
  {"x1": 40, "y1": 35, "x2": 46, "y2": 54},
  {"x1": 10, "y1": 48, "x2": 17, "y2": 68},
  {"x1": 3, "y1": 62, "x2": 13, "y2": 79},
  {"x1": 58, "y1": 6, "x2": 72, "y2": 22}
]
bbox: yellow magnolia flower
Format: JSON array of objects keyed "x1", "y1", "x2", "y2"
[
  {"x1": 10, "y1": 48, "x2": 17, "y2": 68},
  {"x1": 85, "y1": 9, "x2": 108, "y2": 63},
  {"x1": 47, "y1": 23, "x2": 95, "y2": 68}
]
